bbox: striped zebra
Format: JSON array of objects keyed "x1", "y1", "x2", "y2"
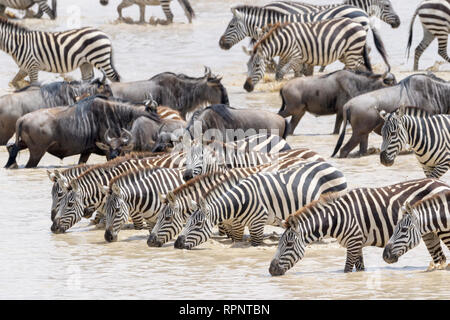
[
  {"x1": 383, "y1": 191, "x2": 450, "y2": 270},
  {"x1": 50, "y1": 152, "x2": 187, "y2": 233},
  {"x1": 407, "y1": 0, "x2": 450, "y2": 71},
  {"x1": 0, "y1": 0, "x2": 56, "y2": 19},
  {"x1": 269, "y1": 178, "x2": 450, "y2": 275},
  {"x1": 148, "y1": 157, "x2": 321, "y2": 247},
  {"x1": 244, "y1": 18, "x2": 372, "y2": 92},
  {"x1": 99, "y1": 0, "x2": 195, "y2": 25},
  {"x1": 378, "y1": 107, "x2": 450, "y2": 179},
  {"x1": 0, "y1": 18, "x2": 120, "y2": 89},
  {"x1": 175, "y1": 161, "x2": 348, "y2": 249},
  {"x1": 183, "y1": 141, "x2": 325, "y2": 181}
]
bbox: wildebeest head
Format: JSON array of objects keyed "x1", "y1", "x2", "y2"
[
  {"x1": 244, "y1": 48, "x2": 265, "y2": 92},
  {"x1": 96, "y1": 128, "x2": 134, "y2": 160},
  {"x1": 202, "y1": 66, "x2": 229, "y2": 106}
]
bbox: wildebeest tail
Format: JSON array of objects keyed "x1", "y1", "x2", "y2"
[
  {"x1": 178, "y1": 0, "x2": 195, "y2": 23},
  {"x1": 362, "y1": 44, "x2": 372, "y2": 73},
  {"x1": 52, "y1": 0, "x2": 57, "y2": 19},
  {"x1": 371, "y1": 28, "x2": 390, "y2": 72},
  {"x1": 331, "y1": 107, "x2": 350, "y2": 158},
  {"x1": 4, "y1": 120, "x2": 23, "y2": 168},
  {"x1": 407, "y1": 7, "x2": 420, "y2": 59},
  {"x1": 282, "y1": 119, "x2": 291, "y2": 139},
  {"x1": 278, "y1": 89, "x2": 286, "y2": 115}
]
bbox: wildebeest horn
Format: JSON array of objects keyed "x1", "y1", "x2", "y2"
[
  {"x1": 120, "y1": 129, "x2": 132, "y2": 144},
  {"x1": 104, "y1": 128, "x2": 114, "y2": 144},
  {"x1": 204, "y1": 66, "x2": 212, "y2": 78}
]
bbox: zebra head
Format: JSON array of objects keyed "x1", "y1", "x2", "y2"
[
  {"x1": 383, "y1": 203, "x2": 421, "y2": 264},
  {"x1": 379, "y1": 107, "x2": 408, "y2": 167},
  {"x1": 101, "y1": 183, "x2": 129, "y2": 243},
  {"x1": 244, "y1": 48, "x2": 266, "y2": 92},
  {"x1": 48, "y1": 169, "x2": 69, "y2": 222},
  {"x1": 50, "y1": 180, "x2": 85, "y2": 234},
  {"x1": 367, "y1": 0, "x2": 400, "y2": 28},
  {"x1": 174, "y1": 199, "x2": 214, "y2": 250},
  {"x1": 219, "y1": 7, "x2": 249, "y2": 50},
  {"x1": 148, "y1": 192, "x2": 193, "y2": 247},
  {"x1": 269, "y1": 216, "x2": 306, "y2": 276}
]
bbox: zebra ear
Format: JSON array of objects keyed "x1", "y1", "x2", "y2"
[
  {"x1": 231, "y1": 7, "x2": 244, "y2": 20},
  {"x1": 198, "y1": 197, "x2": 208, "y2": 212},
  {"x1": 159, "y1": 193, "x2": 167, "y2": 204},
  {"x1": 188, "y1": 199, "x2": 198, "y2": 211},
  {"x1": 274, "y1": 216, "x2": 286, "y2": 228},
  {"x1": 97, "y1": 182, "x2": 109, "y2": 195},
  {"x1": 47, "y1": 170, "x2": 56, "y2": 182},
  {"x1": 286, "y1": 215, "x2": 299, "y2": 231},
  {"x1": 397, "y1": 105, "x2": 406, "y2": 117},
  {"x1": 404, "y1": 201, "x2": 414, "y2": 213},
  {"x1": 167, "y1": 191, "x2": 176, "y2": 204},
  {"x1": 111, "y1": 184, "x2": 121, "y2": 196},
  {"x1": 69, "y1": 180, "x2": 79, "y2": 192}
]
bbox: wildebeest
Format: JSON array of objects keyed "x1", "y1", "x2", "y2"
[
  {"x1": 186, "y1": 104, "x2": 290, "y2": 140},
  {"x1": 278, "y1": 70, "x2": 397, "y2": 135},
  {"x1": 332, "y1": 73, "x2": 450, "y2": 158},
  {"x1": 109, "y1": 67, "x2": 229, "y2": 119},
  {"x1": 5, "y1": 95, "x2": 161, "y2": 168},
  {"x1": 0, "y1": 77, "x2": 112, "y2": 145}
]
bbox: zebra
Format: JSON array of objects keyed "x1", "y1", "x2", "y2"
[
  {"x1": 148, "y1": 156, "x2": 321, "y2": 247},
  {"x1": 269, "y1": 178, "x2": 450, "y2": 275},
  {"x1": 378, "y1": 106, "x2": 450, "y2": 179},
  {"x1": 243, "y1": 18, "x2": 372, "y2": 92},
  {"x1": 0, "y1": 18, "x2": 120, "y2": 89},
  {"x1": 174, "y1": 161, "x2": 348, "y2": 249},
  {"x1": 182, "y1": 140, "x2": 325, "y2": 181},
  {"x1": 99, "y1": 0, "x2": 195, "y2": 25},
  {"x1": 50, "y1": 152, "x2": 187, "y2": 233},
  {"x1": 407, "y1": 0, "x2": 450, "y2": 71},
  {"x1": 0, "y1": 0, "x2": 56, "y2": 20},
  {"x1": 383, "y1": 191, "x2": 450, "y2": 270}
]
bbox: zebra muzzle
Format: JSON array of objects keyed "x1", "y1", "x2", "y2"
[
  {"x1": 219, "y1": 37, "x2": 231, "y2": 50},
  {"x1": 174, "y1": 235, "x2": 187, "y2": 249},
  {"x1": 382, "y1": 244, "x2": 398, "y2": 264},
  {"x1": 50, "y1": 219, "x2": 65, "y2": 234},
  {"x1": 380, "y1": 151, "x2": 394, "y2": 167},
  {"x1": 104, "y1": 229, "x2": 117, "y2": 243},
  {"x1": 269, "y1": 259, "x2": 285, "y2": 276},
  {"x1": 147, "y1": 233, "x2": 163, "y2": 247},
  {"x1": 243, "y1": 79, "x2": 254, "y2": 92}
]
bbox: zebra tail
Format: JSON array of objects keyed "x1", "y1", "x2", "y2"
[
  {"x1": 278, "y1": 89, "x2": 286, "y2": 115},
  {"x1": 178, "y1": 0, "x2": 196, "y2": 22},
  {"x1": 5, "y1": 120, "x2": 23, "y2": 168},
  {"x1": 109, "y1": 46, "x2": 121, "y2": 82},
  {"x1": 407, "y1": 8, "x2": 419, "y2": 59},
  {"x1": 371, "y1": 28, "x2": 390, "y2": 72},
  {"x1": 331, "y1": 107, "x2": 350, "y2": 158},
  {"x1": 52, "y1": 0, "x2": 57, "y2": 19},
  {"x1": 362, "y1": 44, "x2": 372, "y2": 73}
]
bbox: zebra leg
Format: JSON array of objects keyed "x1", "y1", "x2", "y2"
[
  {"x1": 343, "y1": 239, "x2": 364, "y2": 273},
  {"x1": 231, "y1": 220, "x2": 245, "y2": 242},
  {"x1": 153, "y1": 1, "x2": 174, "y2": 25},
  {"x1": 437, "y1": 231, "x2": 450, "y2": 270},
  {"x1": 354, "y1": 254, "x2": 365, "y2": 272},
  {"x1": 296, "y1": 64, "x2": 313, "y2": 77},
  {"x1": 131, "y1": 215, "x2": 145, "y2": 230},
  {"x1": 414, "y1": 28, "x2": 435, "y2": 71},
  {"x1": 36, "y1": 1, "x2": 54, "y2": 19},
  {"x1": 249, "y1": 222, "x2": 265, "y2": 246},
  {"x1": 80, "y1": 63, "x2": 95, "y2": 82},
  {"x1": 9, "y1": 69, "x2": 28, "y2": 89},
  {"x1": 422, "y1": 232, "x2": 446, "y2": 271},
  {"x1": 217, "y1": 222, "x2": 230, "y2": 237},
  {"x1": 137, "y1": 4, "x2": 146, "y2": 24},
  {"x1": 275, "y1": 58, "x2": 292, "y2": 81},
  {"x1": 429, "y1": 163, "x2": 450, "y2": 179},
  {"x1": 117, "y1": 0, "x2": 134, "y2": 21}
]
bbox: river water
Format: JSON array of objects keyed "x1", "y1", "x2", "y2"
[{"x1": 0, "y1": 0, "x2": 449, "y2": 300}]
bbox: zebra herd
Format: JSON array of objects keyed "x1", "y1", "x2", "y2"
[{"x1": 0, "y1": 0, "x2": 449, "y2": 278}]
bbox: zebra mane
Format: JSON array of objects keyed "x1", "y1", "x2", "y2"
[
  {"x1": 253, "y1": 22, "x2": 289, "y2": 51},
  {"x1": 169, "y1": 172, "x2": 218, "y2": 198},
  {"x1": 108, "y1": 166, "x2": 161, "y2": 189},
  {"x1": 396, "y1": 106, "x2": 434, "y2": 118},
  {"x1": 410, "y1": 190, "x2": 450, "y2": 209},
  {"x1": 0, "y1": 16, "x2": 29, "y2": 33}
]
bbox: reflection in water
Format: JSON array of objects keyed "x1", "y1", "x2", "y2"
[{"x1": 0, "y1": 0, "x2": 450, "y2": 299}]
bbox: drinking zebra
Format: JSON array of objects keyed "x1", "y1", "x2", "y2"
[
  {"x1": 269, "y1": 179, "x2": 450, "y2": 275},
  {"x1": 383, "y1": 191, "x2": 450, "y2": 269},
  {"x1": 378, "y1": 107, "x2": 450, "y2": 179},
  {"x1": 0, "y1": 18, "x2": 120, "y2": 88},
  {"x1": 99, "y1": 0, "x2": 195, "y2": 25},
  {"x1": 244, "y1": 18, "x2": 371, "y2": 92},
  {"x1": 148, "y1": 157, "x2": 322, "y2": 247},
  {"x1": 0, "y1": 0, "x2": 56, "y2": 19},
  {"x1": 407, "y1": 0, "x2": 450, "y2": 71},
  {"x1": 175, "y1": 161, "x2": 348, "y2": 249}
]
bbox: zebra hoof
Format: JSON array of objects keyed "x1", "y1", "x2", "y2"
[
  {"x1": 426, "y1": 261, "x2": 437, "y2": 272},
  {"x1": 437, "y1": 261, "x2": 448, "y2": 270},
  {"x1": 149, "y1": 16, "x2": 158, "y2": 25}
]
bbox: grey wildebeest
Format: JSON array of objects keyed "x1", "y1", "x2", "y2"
[
  {"x1": 4, "y1": 95, "x2": 161, "y2": 168},
  {"x1": 186, "y1": 104, "x2": 290, "y2": 140},
  {"x1": 0, "y1": 77, "x2": 112, "y2": 145},
  {"x1": 109, "y1": 67, "x2": 229, "y2": 119},
  {"x1": 278, "y1": 70, "x2": 397, "y2": 135},
  {"x1": 332, "y1": 73, "x2": 450, "y2": 158}
]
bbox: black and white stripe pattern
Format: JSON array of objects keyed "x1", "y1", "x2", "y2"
[
  {"x1": 99, "y1": 0, "x2": 195, "y2": 25},
  {"x1": 383, "y1": 191, "x2": 450, "y2": 268},
  {"x1": 0, "y1": 0, "x2": 56, "y2": 19},
  {"x1": 269, "y1": 179, "x2": 450, "y2": 275},
  {"x1": 379, "y1": 107, "x2": 450, "y2": 179},
  {"x1": 244, "y1": 17, "x2": 371, "y2": 92},
  {"x1": 0, "y1": 18, "x2": 120, "y2": 88},
  {"x1": 175, "y1": 161, "x2": 348, "y2": 249},
  {"x1": 407, "y1": 0, "x2": 450, "y2": 71}
]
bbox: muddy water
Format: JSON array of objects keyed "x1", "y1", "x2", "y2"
[{"x1": 1, "y1": 0, "x2": 450, "y2": 299}]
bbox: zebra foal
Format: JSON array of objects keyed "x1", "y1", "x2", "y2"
[
  {"x1": 384, "y1": 191, "x2": 450, "y2": 269},
  {"x1": 0, "y1": 18, "x2": 120, "y2": 88},
  {"x1": 378, "y1": 107, "x2": 450, "y2": 179},
  {"x1": 269, "y1": 179, "x2": 450, "y2": 275}
]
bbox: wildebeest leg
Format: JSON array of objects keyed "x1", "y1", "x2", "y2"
[
  {"x1": 137, "y1": 4, "x2": 146, "y2": 23},
  {"x1": 5, "y1": 141, "x2": 27, "y2": 169},
  {"x1": 414, "y1": 27, "x2": 435, "y2": 71},
  {"x1": 25, "y1": 146, "x2": 47, "y2": 168},
  {"x1": 338, "y1": 132, "x2": 362, "y2": 158},
  {"x1": 333, "y1": 112, "x2": 343, "y2": 135},
  {"x1": 288, "y1": 109, "x2": 306, "y2": 135},
  {"x1": 9, "y1": 69, "x2": 28, "y2": 89},
  {"x1": 80, "y1": 63, "x2": 94, "y2": 81},
  {"x1": 359, "y1": 134, "x2": 368, "y2": 156},
  {"x1": 117, "y1": 0, "x2": 134, "y2": 21},
  {"x1": 78, "y1": 152, "x2": 91, "y2": 164}
]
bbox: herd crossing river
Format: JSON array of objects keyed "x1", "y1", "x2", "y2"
[{"x1": 0, "y1": 0, "x2": 449, "y2": 299}]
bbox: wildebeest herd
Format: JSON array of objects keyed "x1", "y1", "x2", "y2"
[{"x1": 1, "y1": 0, "x2": 450, "y2": 277}]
